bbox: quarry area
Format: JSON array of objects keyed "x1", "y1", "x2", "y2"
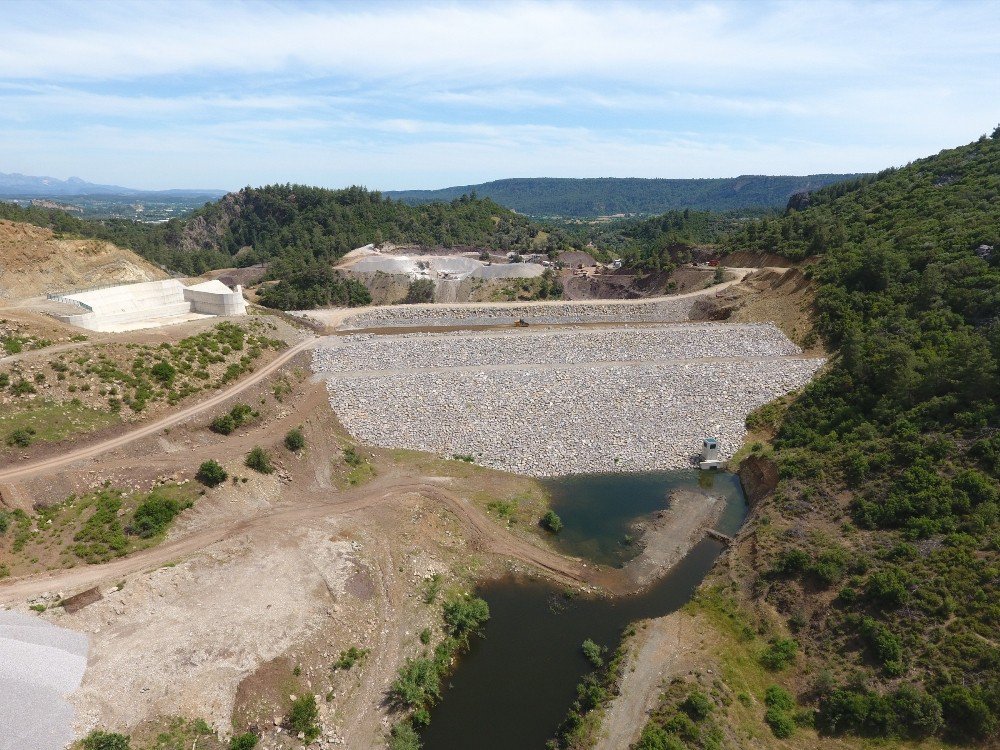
[{"x1": 314, "y1": 322, "x2": 824, "y2": 475}]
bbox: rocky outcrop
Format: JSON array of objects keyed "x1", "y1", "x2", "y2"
[{"x1": 738, "y1": 455, "x2": 779, "y2": 507}]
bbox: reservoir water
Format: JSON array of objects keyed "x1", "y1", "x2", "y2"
[{"x1": 420, "y1": 470, "x2": 747, "y2": 750}]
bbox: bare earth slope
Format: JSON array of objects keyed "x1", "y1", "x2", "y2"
[{"x1": 0, "y1": 219, "x2": 165, "y2": 299}]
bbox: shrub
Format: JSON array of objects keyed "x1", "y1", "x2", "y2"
[
  {"x1": 150, "y1": 361, "x2": 176, "y2": 386},
  {"x1": 389, "y1": 657, "x2": 441, "y2": 713},
  {"x1": 860, "y1": 616, "x2": 904, "y2": 676},
  {"x1": 541, "y1": 509, "x2": 563, "y2": 533},
  {"x1": 82, "y1": 731, "x2": 130, "y2": 750},
  {"x1": 245, "y1": 446, "x2": 274, "y2": 474},
  {"x1": 196, "y1": 460, "x2": 228, "y2": 487},
  {"x1": 333, "y1": 646, "x2": 369, "y2": 670},
  {"x1": 211, "y1": 414, "x2": 236, "y2": 435},
  {"x1": 442, "y1": 594, "x2": 490, "y2": 643},
  {"x1": 131, "y1": 493, "x2": 192, "y2": 538},
  {"x1": 765, "y1": 685, "x2": 795, "y2": 711},
  {"x1": 343, "y1": 445, "x2": 363, "y2": 467},
  {"x1": 389, "y1": 721, "x2": 421, "y2": 750},
  {"x1": 404, "y1": 278, "x2": 435, "y2": 304},
  {"x1": 635, "y1": 726, "x2": 685, "y2": 750},
  {"x1": 10, "y1": 379, "x2": 35, "y2": 395},
  {"x1": 229, "y1": 733, "x2": 258, "y2": 750},
  {"x1": 679, "y1": 691, "x2": 713, "y2": 721},
  {"x1": 581, "y1": 638, "x2": 604, "y2": 668},
  {"x1": 765, "y1": 706, "x2": 796, "y2": 738},
  {"x1": 286, "y1": 694, "x2": 320, "y2": 742},
  {"x1": 284, "y1": 428, "x2": 305, "y2": 451},
  {"x1": 937, "y1": 685, "x2": 996, "y2": 741},
  {"x1": 6, "y1": 427, "x2": 35, "y2": 448},
  {"x1": 760, "y1": 637, "x2": 798, "y2": 670}
]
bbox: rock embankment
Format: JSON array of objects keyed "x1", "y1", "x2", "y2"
[
  {"x1": 314, "y1": 324, "x2": 824, "y2": 476},
  {"x1": 338, "y1": 296, "x2": 697, "y2": 330},
  {"x1": 315, "y1": 323, "x2": 801, "y2": 374}
]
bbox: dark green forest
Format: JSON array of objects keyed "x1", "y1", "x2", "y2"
[
  {"x1": 386, "y1": 175, "x2": 861, "y2": 217},
  {"x1": 723, "y1": 131, "x2": 999, "y2": 742}
]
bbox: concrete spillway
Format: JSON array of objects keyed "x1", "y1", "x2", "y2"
[
  {"x1": 0, "y1": 611, "x2": 88, "y2": 750},
  {"x1": 50, "y1": 279, "x2": 247, "y2": 332}
]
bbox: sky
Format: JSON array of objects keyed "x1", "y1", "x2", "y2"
[{"x1": 2, "y1": 0, "x2": 999, "y2": 191}]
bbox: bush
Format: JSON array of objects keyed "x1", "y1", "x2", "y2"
[
  {"x1": 245, "y1": 446, "x2": 274, "y2": 474},
  {"x1": 937, "y1": 685, "x2": 996, "y2": 741},
  {"x1": 150, "y1": 361, "x2": 176, "y2": 386},
  {"x1": 581, "y1": 638, "x2": 604, "y2": 668},
  {"x1": 541, "y1": 509, "x2": 563, "y2": 533},
  {"x1": 131, "y1": 493, "x2": 192, "y2": 538},
  {"x1": 210, "y1": 414, "x2": 236, "y2": 435},
  {"x1": 229, "y1": 733, "x2": 258, "y2": 750},
  {"x1": 284, "y1": 428, "x2": 305, "y2": 451},
  {"x1": 860, "y1": 616, "x2": 904, "y2": 675},
  {"x1": 679, "y1": 691, "x2": 713, "y2": 721},
  {"x1": 6, "y1": 427, "x2": 35, "y2": 448},
  {"x1": 286, "y1": 694, "x2": 320, "y2": 742},
  {"x1": 765, "y1": 706, "x2": 796, "y2": 738},
  {"x1": 760, "y1": 637, "x2": 798, "y2": 670},
  {"x1": 389, "y1": 657, "x2": 441, "y2": 713},
  {"x1": 196, "y1": 460, "x2": 228, "y2": 487},
  {"x1": 442, "y1": 594, "x2": 490, "y2": 643},
  {"x1": 765, "y1": 685, "x2": 795, "y2": 711},
  {"x1": 82, "y1": 732, "x2": 130, "y2": 750},
  {"x1": 635, "y1": 726, "x2": 685, "y2": 750},
  {"x1": 404, "y1": 278, "x2": 435, "y2": 304},
  {"x1": 388, "y1": 721, "x2": 421, "y2": 750}
]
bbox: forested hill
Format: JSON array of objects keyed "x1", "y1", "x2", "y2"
[
  {"x1": 385, "y1": 175, "x2": 862, "y2": 217},
  {"x1": 0, "y1": 184, "x2": 542, "y2": 275},
  {"x1": 680, "y1": 131, "x2": 999, "y2": 745}
]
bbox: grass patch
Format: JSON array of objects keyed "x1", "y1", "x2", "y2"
[{"x1": 0, "y1": 399, "x2": 120, "y2": 449}]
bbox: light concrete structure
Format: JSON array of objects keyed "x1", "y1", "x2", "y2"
[
  {"x1": 699, "y1": 437, "x2": 722, "y2": 470},
  {"x1": 50, "y1": 278, "x2": 246, "y2": 332}
]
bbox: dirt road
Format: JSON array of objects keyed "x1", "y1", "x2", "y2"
[
  {"x1": 296, "y1": 268, "x2": 772, "y2": 329},
  {"x1": 0, "y1": 338, "x2": 315, "y2": 483},
  {"x1": 0, "y1": 474, "x2": 592, "y2": 606}
]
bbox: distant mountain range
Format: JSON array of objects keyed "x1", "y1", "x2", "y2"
[
  {"x1": 386, "y1": 175, "x2": 864, "y2": 217},
  {"x1": 0, "y1": 171, "x2": 225, "y2": 198}
]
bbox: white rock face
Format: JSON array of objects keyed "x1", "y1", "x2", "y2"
[{"x1": 314, "y1": 323, "x2": 824, "y2": 476}]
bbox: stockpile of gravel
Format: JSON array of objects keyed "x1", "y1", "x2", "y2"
[
  {"x1": 314, "y1": 323, "x2": 801, "y2": 375},
  {"x1": 0, "y1": 610, "x2": 88, "y2": 750},
  {"x1": 338, "y1": 296, "x2": 696, "y2": 330},
  {"x1": 318, "y1": 324, "x2": 824, "y2": 476}
]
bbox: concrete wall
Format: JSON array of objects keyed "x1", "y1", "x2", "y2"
[
  {"x1": 53, "y1": 279, "x2": 246, "y2": 331},
  {"x1": 183, "y1": 280, "x2": 247, "y2": 316}
]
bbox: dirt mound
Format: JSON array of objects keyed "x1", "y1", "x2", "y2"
[{"x1": 0, "y1": 220, "x2": 165, "y2": 300}]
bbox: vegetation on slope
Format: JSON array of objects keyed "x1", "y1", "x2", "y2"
[
  {"x1": 649, "y1": 130, "x2": 998, "y2": 746},
  {"x1": 3, "y1": 185, "x2": 544, "y2": 277},
  {"x1": 385, "y1": 175, "x2": 862, "y2": 217}
]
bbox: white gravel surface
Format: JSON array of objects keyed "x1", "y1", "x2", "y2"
[
  {"x1": 315, "y1": 323, "x2": 801, "y2": 375},
  {"x1": 0, "y1": 610, "x2": 88, "y2": 750},
  {"x1": 315, "y1": 324, "x2": 824, "y2": 476}
]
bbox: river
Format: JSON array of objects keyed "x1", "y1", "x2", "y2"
[{"x1": 420, "y1": 470, "x2": 747, "y2": 749}]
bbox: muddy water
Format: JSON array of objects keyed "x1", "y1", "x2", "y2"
[{"x1": 420, "y1": 471, "x2": 747, "y2": 750}]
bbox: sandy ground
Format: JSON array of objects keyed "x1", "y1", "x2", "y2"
[
  {"x1": 593, "y1": 610, "x2": 708, "y2": 750},
  {"x1": 625, "y1": 490, "x2": 725, "y2": 589}
]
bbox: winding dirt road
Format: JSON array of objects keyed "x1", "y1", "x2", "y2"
[{"x1": 0, "y1": 474, "x2": 593, "y2": 605}]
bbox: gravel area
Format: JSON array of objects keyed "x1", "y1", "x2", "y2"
[
  {"x1": 316, "y1": 325, "x2": 824, "y2": 476},
  {"x1": 315, "y1": 323, "x2": 801, "y2": 375},
  {"x1": 0, "y1": 610, "x2": 88, "y2": 750},
  {"x1": 338, "y1": 296, "x2": 696, "y2": 330}
]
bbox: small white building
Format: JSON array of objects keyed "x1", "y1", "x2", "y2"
[{"x1": 699, "y1": 437, "x2": 722, "y2": 470}]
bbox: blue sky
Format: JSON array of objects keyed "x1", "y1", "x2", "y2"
[{"x1": 2, "y1": 0, "x2": 999, "y2": 190}]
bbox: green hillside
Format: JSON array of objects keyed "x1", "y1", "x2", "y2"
[
  {"x1": 386, "y1": 175, "x2": 862, "y2": 217},
  {"x1": 646, "y1": 131, "x2": 998, "y2": 745},
  {"x1": 0, "y1": 184, "x2": 544, "y2": 277}
]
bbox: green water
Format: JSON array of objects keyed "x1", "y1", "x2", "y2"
[{"x1": 420, "y1": 470, "x2": 747, "y2": 750}]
